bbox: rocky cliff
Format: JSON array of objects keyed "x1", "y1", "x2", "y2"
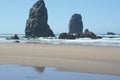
[{"x1": 25, "y1": 0, "x2": 55, "y2": 38}]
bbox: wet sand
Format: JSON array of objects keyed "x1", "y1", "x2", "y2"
[
  {"x1": 0, "y1": 43, "x2": 120, "y2": 76},
  {"x1": 1, "y1": 65, "x2": 120, "y2": 80}
]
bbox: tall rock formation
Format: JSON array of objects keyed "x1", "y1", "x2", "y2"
[
  {"x1": 25, "y1": 0, "x2": 55, "y2": 38},
  {"x1": 68, "y1": 14, "x2": 83, "y2": 34}
]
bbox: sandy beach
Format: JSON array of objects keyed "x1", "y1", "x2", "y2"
[{"x1": 0, "y1": 43, "x2": 120, "y2": 76}]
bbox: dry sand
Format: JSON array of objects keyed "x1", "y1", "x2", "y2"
[{"x1": 0, "y1": 43, "x2": 120, "y2": 76}]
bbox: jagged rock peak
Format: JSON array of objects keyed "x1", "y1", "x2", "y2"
[
  {"x1": 33, "y1": 0, "x2": 45, "y2": 7},
  {"x1": 25, "y1": 0, "x2": 55, "y2": 38}
]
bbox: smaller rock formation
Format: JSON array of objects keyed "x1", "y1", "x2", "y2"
[
  {"x1": 10, "y1": 34, "x2": 19, "y2": 40},
  {"x1": 68, "y1": 14, "x2": 83, "y2": 34},
  {"x1": 9, "y1": 34, "x2": 20, "y2": 43},
  {"x1": 84, "y1": 28, "x2": 89, "y2": 33},
  {"x1": 107, "y1": 32, "x2": 116, "y2": 35},
  {"x1": 59, "y1": 13, "x2": 101, "y2": 39}
]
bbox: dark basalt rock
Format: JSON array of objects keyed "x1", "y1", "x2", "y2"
[
  {"x1": 58, "y1": 33, "x2": 76, "y2": 39},
  {"x1": 68, "y1": 14, "x2": 83, "y2": 34},
  {"x1": 10, "y1": 34, "x2": 19, "y2": 40},
  {"x1": 13, "y1": 40, "x2": 20, "y2": 43},
  {"x1": 59, "y1": 29, "x2": 102, "y2": 39},
  {"x1": 58, "y1": 33, "x2": 68, "y2": 39},
  {"x1": 25, "y1": 0, "x2": 55, "y2": 38},
  {"x1": 107, "y1": 32, "x2": 116, "y2": 35},
  {"x1": 79, "y1": 32, "x2": 101, "y2": 39}
]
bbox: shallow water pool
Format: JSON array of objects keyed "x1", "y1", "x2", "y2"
[{"x1": 0, "y1": 65, "x2": 120, "y2": 80}]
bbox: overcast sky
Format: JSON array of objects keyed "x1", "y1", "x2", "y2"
[{"x1": 0, "y1": 0, "x2": 120, "y2": 34}]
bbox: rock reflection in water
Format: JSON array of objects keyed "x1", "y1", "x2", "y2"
[
  {"x1": 0, "y1": 65, "x2": 120, "y2": 80},
  {"x1": 34, "y1": 66, "x2": 45, "y2": 73},
  {"x1": 0, "y1": 65, "x2": 43, "y2": 80}
]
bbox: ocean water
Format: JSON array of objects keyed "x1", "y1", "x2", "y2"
[
  {"x1": 0, "y1": 65, "x2": 120, "y2": 80},
  {"x1": 0, "y1": 34, "x2": 120, "y2": 46}
]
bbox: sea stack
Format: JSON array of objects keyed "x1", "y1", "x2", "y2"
[
  {"x1": 68, "y1": 14, "x2": 83, "y2": 34},
  {"x1": 25, "y1": 0, "x2": 55, "y2": 38}
]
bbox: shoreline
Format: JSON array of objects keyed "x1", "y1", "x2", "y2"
[
  {"x1": 0, "y1": 43, "x2": 120, "y2": 76},
  {"x1": 1, "y1": 41, "x2": 120, "y2": 47}
]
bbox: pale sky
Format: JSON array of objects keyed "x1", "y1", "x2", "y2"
[{"x1": 0, "y1": 0, "x2": 120, "y2": 34}]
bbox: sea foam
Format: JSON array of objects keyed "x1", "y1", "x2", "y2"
[{"x1": 0, "y1": 34, "x2": 120, "y2": 46}]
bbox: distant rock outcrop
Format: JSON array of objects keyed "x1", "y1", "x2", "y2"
[
  {"x1": 10, "y1": 34, "x2": 20, "y2": 43},
  {"x1": 69, "y1": 14, "x2": 83, "y2": 34},
  {"x1": 25, "y1": 0, "x2": 55, "y2": 38},
  {"x1": 10, "y1": 34, "x2": 19, "y2": 40},
  {"x1": 107, "y1": 32, "x2": 116, "y2": 35}
]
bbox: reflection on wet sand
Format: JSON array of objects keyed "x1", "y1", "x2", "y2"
[
  {"x1": 0, "y1": 65, "x2": 120, "y2": 80},
  {"x1": 34, "y1": 67, "x2": 45, "y2": 73}
]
